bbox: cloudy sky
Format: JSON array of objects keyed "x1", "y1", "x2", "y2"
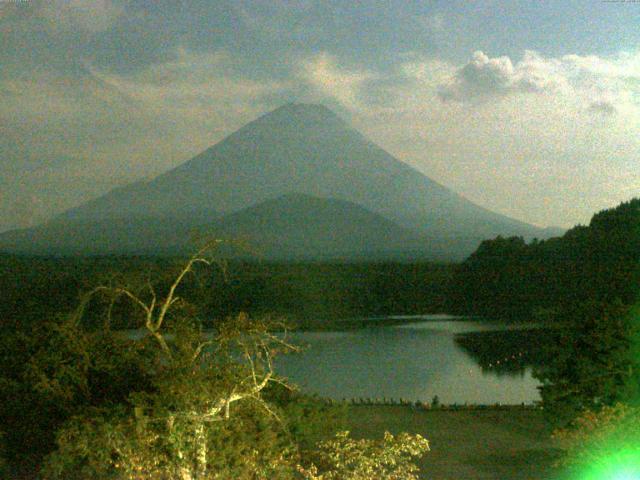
[{"x1": 1, "y1": 0, "x2": 639, "y2": 232}]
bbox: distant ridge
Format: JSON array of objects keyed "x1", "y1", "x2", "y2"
[
  {"x1": 210, "y1": 193, "x2": 427, "y2": 260},
  {"x1": 0, "y1": 103, "x2": 559, "y2": 259}
]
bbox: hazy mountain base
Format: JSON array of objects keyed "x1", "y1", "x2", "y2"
[{"x1": 0, "y1": 194, "x2": 484, "y2": 261}]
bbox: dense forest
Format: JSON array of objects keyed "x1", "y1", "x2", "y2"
[
  {"x1": 447, "y1": 198, "x2": 640, "y2": 322},
  {"x1": 448, "y1": 199, "x2": 640, "y2": 425},
  {"x1": 0, "y1": 247, "x2": 435, "y2": 478},
  {"x1": 0, "y1": 256, "x2": 453, "y2": 331}
]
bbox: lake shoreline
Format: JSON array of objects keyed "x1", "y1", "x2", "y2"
[
  {"x1": 290, "y1": 313, "x2": 471, "y2": 331},
  {"x1": 315, "y1": 398, "x2": 542, "y2": 409},
  {"x1": 288, "y1": 314, "x2": 567, "y2": 332}
]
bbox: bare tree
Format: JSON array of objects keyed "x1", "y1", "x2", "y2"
[{"x1": 44, "y1": 241, "x2": 300, "y2": 480}]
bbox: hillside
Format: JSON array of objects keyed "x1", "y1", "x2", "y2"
[
  {"x1": 0, "y1": 195, "x2": 429, "y2": 259},
  {"x1": 211, "y1": 194, "x2": 427, "y2": 260},
  {"x1": 446, "y1": 198, "x2": 640, "y2": 319}
]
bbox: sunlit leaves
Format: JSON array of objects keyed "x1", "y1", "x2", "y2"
[{"x1": 298, "y1": 430, "x2": 429, "y2": 480}]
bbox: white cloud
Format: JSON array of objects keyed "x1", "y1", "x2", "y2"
[
  {"x1": 299, "y1": 52, "x2": 375, "y2": 110},
  {"x1": 325, "y1": 50, "x2": 640, "y2": 228},
  {"x1": 400, "y1": 56, "x2": 457, "y2": 89},
  {"x1": 86, "y1": 48, "x2": 289, "y2": 126},
  {"x1": 438, "y1": 50, "x2": 567, "y2": 101},
  {"x1": 437, "y1": 50, "x2": 640, "y2": 113}
]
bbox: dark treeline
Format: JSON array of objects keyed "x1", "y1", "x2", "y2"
[
  {"x1": 455, "y1": 328, "x2": 558, "y2": 377},
  {"x1": 2, "y1": 198, "x2": 637, "y2": 332},
  {"x1": 446, "y1": 198, "x2": 640, "y2": 321},
  {"x1": 0, "y1": 255, "x2": 453, "y2": 331},
  {"x1": 446, "y1": 198, "x2": 640, "y2": 425}
]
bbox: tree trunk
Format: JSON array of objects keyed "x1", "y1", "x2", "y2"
[{"x1": 194, "y1": 422, "x2": 208, "y2": 479}]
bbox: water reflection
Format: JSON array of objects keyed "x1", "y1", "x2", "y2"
[
  {"x1": 275, "y1": 317, "x2": 544, "y2": 405},
  {"x1": 454, "y1": 328, "x2": 553, "y2": 377}
]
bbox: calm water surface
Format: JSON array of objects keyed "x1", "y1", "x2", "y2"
[{"x1": 275, "y1": 316, "x2": 541, "y2": 405}]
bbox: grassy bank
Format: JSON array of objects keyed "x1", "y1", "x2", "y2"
[{"x1": 346, "y1": 405, "x2": 563, "y2": 480}]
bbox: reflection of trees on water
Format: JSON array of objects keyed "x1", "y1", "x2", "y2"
[{"x1": 455, "y1": 328, "x2": 555, "y2": 378}]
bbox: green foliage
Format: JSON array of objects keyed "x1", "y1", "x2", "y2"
[
  {"x1": 268, "y1": 388, "x2": 348, "y2": 452},
  {"x1": 42, "y1": 396, "x2": 297, "y2": 479},
  {"x1": 26, "y1": 318, "x2": 155, "y2": 407},
  {"x1": 298, "y1": 430, "x2": 429, "y2": 480},
  {"x1": 446, "y1": 198, "x2": 640, "y2": 427},
  {"x1": 0, "y1": 255, "x2": 453, "y2": 332},
  {"x1": 37, "y1": 308, "x2": 297, "y2": 479},
  {"x1": 447, "y1": 198, "x2": 640, "y2": 320},
  {"x1": 22, "y1": 247, "x2": 400, "y2": 479},
  {"x1": 535, "y1": 300, "x2": 638, "y2": 426},
  {"x1": 41, "y1": 305, "x2": 301, "y2": 478},
  {"x1": 0, "y1": 431, "x2": 7, "y2": 476},
  {"x1": 0, "y1": 310, "x2": 156, "y2": 468},
  {"x1": 447, "y1": 235, "x2": 532, "y2": 319}
]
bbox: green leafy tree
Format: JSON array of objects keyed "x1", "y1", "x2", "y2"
[
  {"x1": 298, "y1": 431, "x2": 429, "y2": 480},
  {"x1": 0, "y1": 304, "x2": 156, "y2": 470},
  {"x1": 535, "y1": 300, "x2": 638, "y2": 426}
]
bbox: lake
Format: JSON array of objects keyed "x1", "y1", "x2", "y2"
[{"x1": 275, "y1": 316, "x2": 543, "y2": 405}]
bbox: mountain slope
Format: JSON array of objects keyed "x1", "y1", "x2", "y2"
[
  {"x1": 0, "y1": 195, "x2": 430, "y2": 259},
  {"x1": 57, "y1": 104, "x2": 543, "y2": 236},
  {"x1": 0, "y1": 103, "x2": 556, "y2": 258},
  {"x1": 210, "y1": 193, "x2": 426, "y2": 260}
]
